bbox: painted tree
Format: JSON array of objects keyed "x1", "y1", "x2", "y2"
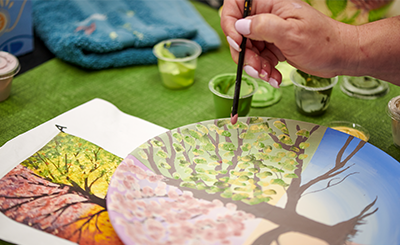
[
  {"x1": 0, "y1": 132, "x2": 123, "y2": 245},
  {"x1": 128, "y1": 117, "x2": 377, "y2": 244},
  {"x1": 109, "y1": 161, "x2": 256, "y2": 245}
]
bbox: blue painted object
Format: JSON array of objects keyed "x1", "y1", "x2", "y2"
[{"x1": 0, "y1": 0, "x2": 33, "y2": 57}]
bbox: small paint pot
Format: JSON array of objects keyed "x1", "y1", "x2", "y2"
[
  {"x1": 209, "y1": 73, "x2": 258, "y2": 118},
  {"x1": 153, "y1": 39, "x2": 201, "y2": 89},
  {"x1": 291, "y1": 69, "x2": 338, "y2": 116},
  {"x1": 387, "y1": 95, "x2": 400, "y2": 148},
  {"x1": 0, "y1": 51, "x2": 20, "y2": 102}
]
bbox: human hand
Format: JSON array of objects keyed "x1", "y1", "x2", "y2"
[{"x1": 220, "y1": 0, "x2": 357, "y2": 87}]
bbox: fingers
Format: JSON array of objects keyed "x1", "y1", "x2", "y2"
[
  {"x1": 236, "y1": 14, "x2": 290, "y2": 45},
  {"x1": 221, "y1": 0, "x2": 247, "y2": 49},
  {"x1": 222, "y1": 0, "x2": 288, "y2": 88},
  {"x1": 226, "y1": 34, "x2": 283, "y2": 88},
  {"x1": 226, "y1": 36, "x2": 282, "y2": 88}
]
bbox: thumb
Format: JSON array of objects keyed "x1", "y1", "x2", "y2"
[{"x1": 235, "y1": 14, "x2": 290, "y2": 44}]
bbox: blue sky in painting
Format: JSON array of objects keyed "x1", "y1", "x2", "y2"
[{"x1": 297, "y1": 128, "x2": 400, "y2": 244}]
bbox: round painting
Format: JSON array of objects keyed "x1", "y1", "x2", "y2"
[{"x1": 107, "y1": 117, "x2": 400, "y2": 245}]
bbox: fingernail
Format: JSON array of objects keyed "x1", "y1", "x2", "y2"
[
  {"x1": 259, "y1": 69, "x2": 269, "y2": 81},
  {"x1": 244, "y1": 65, "x2": 259, "y2": 79},
  {"x1": 235, "y1": 19, "x2": 251, "y2": 35},
  {"x1": 227, "y1": 36, "x2": 241, "y2": 52},
  {"x1": 268, "y1": 77, "x2": 280, "y2": 89}
]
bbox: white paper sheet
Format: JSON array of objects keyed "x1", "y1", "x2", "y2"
[{"x1": 0, "y1": 98, "x2": 168, "y2": 245}]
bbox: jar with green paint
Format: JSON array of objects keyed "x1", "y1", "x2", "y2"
[
  {"x1": 209, "y1": 73, "x2": 258, "y2": 118},
  {"x1": 153, "y1": 39, "x2": 201, "y2": 89}
]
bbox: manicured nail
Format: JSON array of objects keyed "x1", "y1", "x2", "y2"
[
  {"x1": 259, "y1": 69, "x2": 269, "y2": 81},
  {"x1": 235, "y1": 19, "x2": 251, "y2": 35},
  {"x1": 268, "y1": 77, "x2": 280, "y2": 89},
  {"x1": 227, "y1": 36, "x2": 241, "y2": 52},
  {"x1": 244, "y1": 65, "x2": 259, "y2": 79}
]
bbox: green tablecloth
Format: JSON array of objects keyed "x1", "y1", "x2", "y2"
[{"x1": 1, "y1": 2, "x2": 400, "y2": 166}]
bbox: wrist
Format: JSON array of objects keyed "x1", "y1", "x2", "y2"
[{"x1": 333, "y1": 22, "x2": 361, "y2": 77}]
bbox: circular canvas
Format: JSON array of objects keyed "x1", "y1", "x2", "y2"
[{"x1": 107, "y1": 117, "x2": 400, "y2": 245}]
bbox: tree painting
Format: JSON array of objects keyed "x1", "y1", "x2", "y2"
[
  {"x1": 108, "y1": 117, "x2": 378, "y2": 245},
  {"x1": 0, "y1": 132, "x2": 124, "y2": 245}
]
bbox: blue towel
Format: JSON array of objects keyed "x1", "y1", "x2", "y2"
[{"x1": 32, "y1": 0, "x2": 221, "y2": 69}]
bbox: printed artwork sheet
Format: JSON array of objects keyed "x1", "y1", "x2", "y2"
[{"x1": 0, "y1": 98, "x2": 168, "y2": 245}]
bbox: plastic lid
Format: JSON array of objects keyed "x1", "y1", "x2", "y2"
[{"x1": 0, "y1": 51, "x2": 20, "y2": 79}]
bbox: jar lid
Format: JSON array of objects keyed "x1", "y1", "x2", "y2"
[
  {"x1": 0, "y1": 51, "x2": 20, "y2": 79},
  {"x1": 387, "y1": 95, "x2": 400, "y2": 121}
]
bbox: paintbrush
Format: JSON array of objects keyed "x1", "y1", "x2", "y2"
[{"x1": 231, "y1": 0, "x2": 252, "y2": 125}]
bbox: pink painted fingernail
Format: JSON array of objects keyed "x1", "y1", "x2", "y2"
[
  {"x1": 227, "y1": 36, "x2": 241, "y2": 52},
  {"x1": 268, "y1": 77, "x2": 280, "y2": 89},
  {"x1": 244, "y1": 65, "x2": 259, "y2": 79},
  {"x1": 259, "y1": 69, "x2": 269, "y2": 81},
  {"x1": 235, "y1": 19, "x2": 251, "y2": 35}
]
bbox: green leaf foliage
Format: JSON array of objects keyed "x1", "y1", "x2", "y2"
[
  {"x1": 257, "y1": 171, "x2": 273, "y2": 178},
  {"x1": 326, "y1": 0, "x2": 347, "y2": 18},
  {"x1": 193, "y1": 157, "x2": 207, "y2": 164},
  {"x1": 193, "y1": 148, "x2": 205, "y2": 155},
  {"x1": 196, "y1": 124, "x2": 209, "y2": 134},
  {"x1": 151, "y1": 140, "x2": 164, "y2": 148},
  {"x1": 172, "y1": 133, "x2": 183, "y2": 142},
  {"x1": 285, "y1": 173, "x2": 299, "y2": 178},
  {"x1": 210, "y1": 155, "x2": 219, "y2": 161},
  {"x1": 183, "y1": 136, "x2": 196, "y2": 146},
  {"x1": 263, "y1": 189, "x2": 277, "y2": 195},
  {"x1": 232, "y1": 193, "x2": 249, "y2": 201},
  {"x1": 271, "y1": 179, "x2": 289, "y2": 187},
  {"x1": 239, "y1": 132, "x2": 255, "y2": 140},
  {"x1": 172, "y1": 143, "x2": 184, "y2": 153},
  {"x1": 181, "y1": 182, "x2": 197, "y2": 189},
  {"x1": 273, "y1": 121, "x2": 289, "y2": 134},
  {"x1": 219, "y1": 142, "x2": 236, "y2": 151},
  {"x1": 158, "y1": 161, "x2": 171, "y2": 169},
  {"x1": 299, "y1": 142, "x2": 310, "y2": 149},
  {"x1": 249, "y1": 117, "x2": 264, "y2": 124},
  {"x1": 257, "y1": 133, "x2": 269, "y2": 141},
  {"x1": 217, "y1": 119, "x2": 230, "y2": 128},
  {"x1": 296, "y1": 129, "x2": 310, "y2": 138},
  {"x1": 279, "y1": 135, "x2": 293, "y2": 145},
  {"x1": 221, "y1": 131, "x2": 231, "y2": 137},
  {"x1": 202, "y1": 143, "x2": 216, "y2": 151},
  {"x1": 156, "y1": 150, "x2": 168, "y2": 159}
]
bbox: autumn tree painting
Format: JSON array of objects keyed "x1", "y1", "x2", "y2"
[
  {"x1": 108, "y1": 117, "x2": 378, "y2": 245},
  {"x1": 0, "y1": 132, "x2": 124, "y2": 245}
]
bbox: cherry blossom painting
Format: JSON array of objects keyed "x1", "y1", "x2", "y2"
[
  {"x1": 0, "y1": 132, "x2": 124, "y2": 245},
  {"x1": 107, "y1": 117, "x2": 400, "y2": 245}
]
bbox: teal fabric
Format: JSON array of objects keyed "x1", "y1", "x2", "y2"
[{"x1": 32, "y1": 0, "x2": 221, "y2": 69}]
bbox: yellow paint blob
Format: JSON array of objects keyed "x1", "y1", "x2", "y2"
[{"x1": 330, "y1": 126, "x2": 369, "y2": 141}]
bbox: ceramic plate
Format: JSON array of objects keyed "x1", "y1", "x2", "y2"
[{"x1": 107, "y1": 117, "x2": 400, "y2": 245}]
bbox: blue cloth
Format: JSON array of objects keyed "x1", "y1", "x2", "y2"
[{"x1": 32, "y1": 0, "x2": 221, "y2": 69}]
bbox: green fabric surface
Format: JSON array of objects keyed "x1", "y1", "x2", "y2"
[{"x1": 1, "y1": 1, "x2": 400, "y2": 244}]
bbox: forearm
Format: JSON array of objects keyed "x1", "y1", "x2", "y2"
[{"x1": 340, "y1": 16, "x2": 400, "y2": 85}]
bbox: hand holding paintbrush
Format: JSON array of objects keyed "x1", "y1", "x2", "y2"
[{"x1": 230, "y1": 0, "x2": 252, "y2": 125}]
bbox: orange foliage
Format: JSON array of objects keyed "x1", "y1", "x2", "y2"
[{"x1": 57, "y1": 205, "x2": 123, "y2": 245}]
